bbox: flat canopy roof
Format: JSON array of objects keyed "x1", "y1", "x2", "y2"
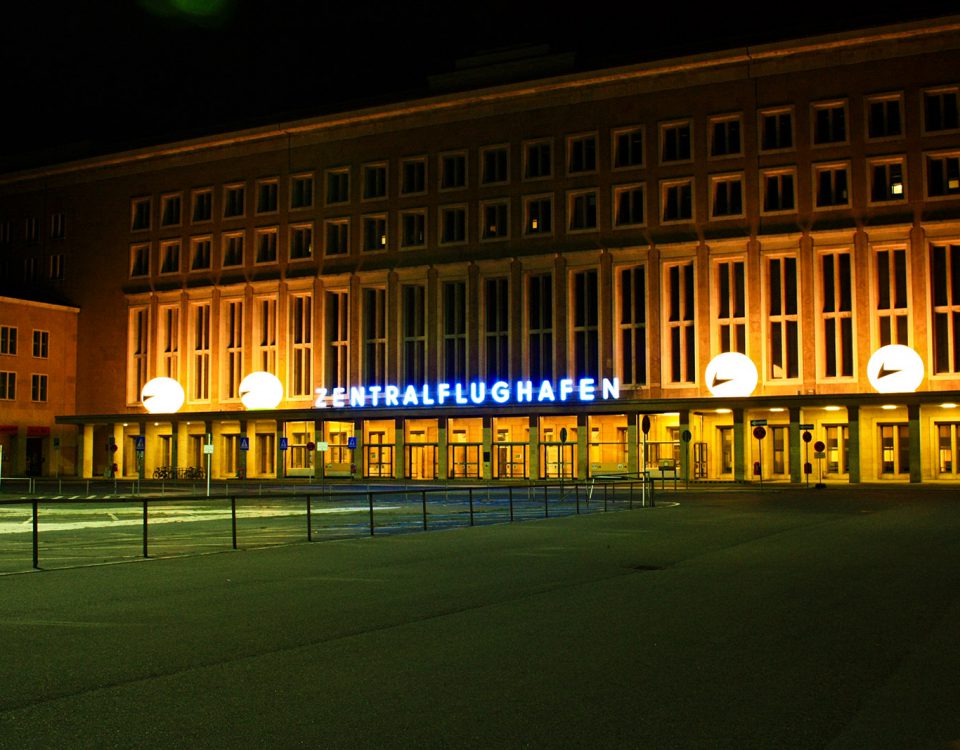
[{"x1": 56, "y1": 390, "x2": 960, "y2": 426}]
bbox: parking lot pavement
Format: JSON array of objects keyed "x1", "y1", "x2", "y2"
[{"x1": 0, "y1": 486, "x2": 958, "y2": 749}]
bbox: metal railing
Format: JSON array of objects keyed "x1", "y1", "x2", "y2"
[{"x1": 0, "y1": 478, "x2": 655, "y2": 571}]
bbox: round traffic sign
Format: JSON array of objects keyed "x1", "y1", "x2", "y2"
[
  {"x1": 681, "y1": 430, "x2": 692, "y2": 442},
  {"x1": 306, "y1": 441, "x2": 316, "y2": 452},
  {"x1": 802, "y1": 431, "x2": 812, "y2": 443},
  {"x1": 559, "y1": 427, "x2": 568, "y2": 444},
  {"x1": 813, "y1": 440, "x2": 826, "y2": 453},
  {"x1": 753, "y1": 426, "x2": 766, "y2": 440},
  {"x1": 641, "y1": 415, "x2": 651, "y2": 435}
]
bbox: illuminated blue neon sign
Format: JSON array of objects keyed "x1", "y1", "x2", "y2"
[{"x1": 314, "y1": 378, "x2": 620, "y2": 409}]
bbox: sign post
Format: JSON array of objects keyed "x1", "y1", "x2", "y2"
[
  {"x1": 751, "y1": 421, "x2": 767, "y2": 488},
  {"x1": 813, "y1": 440, "x2": 827, "y2": 489},
  {"x1": 317, "y1": 441, "x2": 329, "y2": 496},
  {"x1": 681, "y1": 429, "x2": 692, "y2": 490},
  {"x1": 641, "y1": 415, "x2": 651, "y2": 506},
  {"x1": 204, "y1": 433, "x2": 214, "y2": 497},
  {"x1": 559, "y1": 427, "x2": 568, "y2": 500},
  {"x1": 801, "y1": 428, "x2": 813, "y2": 488}
]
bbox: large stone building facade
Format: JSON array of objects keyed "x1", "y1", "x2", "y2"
[{"x1": 2, "y1": 16, "x2": 960, "y2": 482}]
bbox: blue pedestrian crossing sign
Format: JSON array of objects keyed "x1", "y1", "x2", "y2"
[
  {"x1": 347, "y1": 436, "x2": 357, "y2": 449},
  {"x1": 134, "y1": 435, "x2": 145, "y2": 452},
  {"x1": 279, "y1": 437, "x2": 289, "y2": 451},
  {"x1": 239, "y1": 436, "x2": 250, "y2": 451}
]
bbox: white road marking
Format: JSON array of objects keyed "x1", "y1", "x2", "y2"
[{"x1": 0, "y1": 506, "x2": 397, "y2": 534}]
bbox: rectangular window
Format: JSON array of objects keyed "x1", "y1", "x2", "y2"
[
  {"x1": 760, "y1": 108, "x2": 794, "y2": 151},
  {"x1": 660, "y1": 121, "x2": 692, "y2": 163},
  {"x1": 402, "y1": 284, "x2": 426, "y2": 384},
  {"x1": 661, "y1": 179, "x2": 693, "y2": 223},
  {"x1": 256, "y1": 179, "x2": 278, "y2": 214},
  {"x1": 190, "y1": 236, "x2": 212, "y2": 271},
  {"x1": 362, "y1": 288, "x2": 387, "y2": 385},
  {"x1": 49, "y1": 254, "x2": 65, "y2": 281},
  {"x1": 326, "y1": 169, "x2": 350, "y2": 204},
  {"x1": 931, "y1": 243, "x2": 960, "y2": 374},
  {"x1": 814, "y1": 163, "x2": 850, "y2": 208},
  {"x1": 567, "y1": 190, "x2": 598, "y2": 231},
  {"x1": 130, "y1": 243, "x2": 150, "y2": 277},
  {"x1": 440, "y1": 152, "x2": 467, "y2": 190},
  {"x1": 665, "y1": 261, "x2": 696, "y2": 383},
  {"x1": 362, "y1": 216, "x2": 387, "y2": 252},
  {"x1": 879, "y1": 424, "x2": 910, "y2": 475},
  {"x1": 613, "y1": 184, "x2": 645, "y2": 227},
  {"x1": 527, "y1": 273, "x2": 553, "y2": 382},
  {"x1": 222, "y1": 299, "x2": 244, "y2": 400},
  {"x1": 362, "y1": 163, "x2": 387, "y2": 199},
  {"x1": 0, "y1": 371, "x2": 15, "y2": 400},
  {"x1": 568, "y1": 133, "x2": 597, "y2": 173},
  {"x1": 524, "y1": 140, "x2": 552, "y2": 179},
  {"x1": 812, "y1": 101, "x2": 847, "y2": 145},
  {"x1": 290, "y1": 173, "x2": 314, "y2": 209},
  {"x1": 222, "y1": 232, "x2": 244, "y2": 267},
  {"x1": 0, "y1": 326, "x2": 16, "y2": 355},
  {"x1": 31, "y1": 373, "x2": 47, "y2": 402},
  {"x1": 32, "y1": 329, "x2": 48, "y2": 358},
  {"x1": 820, "y1": 251, "x2": 854, "y2": 378},
  {"x1": 289, "y1": 224, "x2": 313, "y2": 260},
  {"x1": 618, "y1": 266, "x2": 646, "y2": 386},
  {"x1": 481, "y1": 201, "x2": 508, "y2": 240},
  {"x1": 481, "y1": 145, "x2": 508, "y2": 184},
  {"x1": 25, "y1": 217, "x2": 40, "y2": 244},
  {"x1": 867, "y1": 94, "x2": 903, "y2": 139},
  {"x1": 50, "y1": 212, "x2": 65, "y2": 239},
  {"x1": 869, "y1": 157, "x2": 907, "y2": 203},
  {"x1": 926, "y1": 152, "x2": 960, "y2": 197},
  {"x1": 401, "y1": 157, "x2": 427, "y2": 194},
  {"x1": 762, "y1": 169, "x2": 796, "y2": 213},
  {"x1": 190, "y1": 303, "x2": 210, "y2": 401},
  {"x1": 325, "y1": 219, "x2": 350, "y2": 256},
  {"x1": 710, "y1": 174, "x2": 744, "y2": 218},
  {"x1": 440, "y1": 206, "x2": 467, "y2": 244},
  {"x1": 923, "y1": 87, "x2": 960, "y2": 133},
  {"x1": 484, "y1": 277, "x2": 509, "y2": 381},
  {"x1": 767, "y1": 256, "x2": 799, "y2": 380},
  {"x1": 191, "y1": 188, "x2": 212, "y2": 223},
  {"x1": 613, "y1": 126, "x2": 644, "y2": 169},
  {"x1": 254, "y1": 297, "x2": 277, "y2": 372},
  {"x1": 715, "y1": 259, "x2": 746, "y2": 353},
  {"x1": 709, "y1": 115, "x2": 742, "y2": 158},
  {"x1": 936, "y1": 423, "x2": 960, "y2": 477},
  {"x1": 524, "y1": 195, "x2": 553, "y2": 235},
  {"x1": 160, "y1": 194, "x2": 182, "y2": 226},
  {"x1": 160, "y1": 240, "x2": 180, "y2": 274},
  {"x1": 158, "y1": 305, "x2": 179, "y2": 378},
  {"x1": 875, "y1": 247, "x2": 909, "y2": 346},
  {"x1": 255, "y1": 228, "x2": 278, "y2": 264},
  {"x1": 572, "y1": 269, "x2": 599, "y2": 380},
  {"x1": 129, "y1": 307, "x2": 150, "y2": 403},
  {"x1": 400, "y1": 210, "x2": 426, "y2": 248},
  {"x1": 443, "y1": 281, "x2": 468, "y2": 382},
  {"x1": 131, "y1": 198, "x2": 151, "y2": 231},
  {"x1": 289, "y1": 293, "x2": 312, "y2": 397},
  {"x1": 223, "y1": 184, "x2": 245, "y2": 218},
  {"x1": 325, "y1": 291, "x2": 349, "y2": 388}
]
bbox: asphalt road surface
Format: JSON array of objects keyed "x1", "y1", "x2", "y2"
[{"x1": 0, "y1": 485, "x2": 957, "y2": 748}]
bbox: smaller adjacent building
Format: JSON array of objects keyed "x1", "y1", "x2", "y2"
[{"x1": 0, "y1": 296, "x2": 78, "y2": 477}]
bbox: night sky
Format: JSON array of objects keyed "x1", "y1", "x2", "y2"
[{"x1": 2, "y1": 1, "x2": 956, "y2": 172}]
